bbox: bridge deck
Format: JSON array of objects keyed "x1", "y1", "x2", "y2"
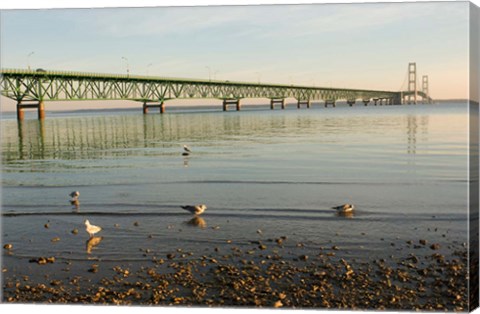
[{"x1": 0, "y1": 68, "x2": 431, "y2": 120}]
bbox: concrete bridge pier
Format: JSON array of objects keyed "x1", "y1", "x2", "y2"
[
  {"x1": 373, "y1": 98, "x2": 379, "y2": 106},
  {"x1": 325, "y1": 100, "x2": 336, "y2": 108},
  {"x1": 143, "y1": 101, "x2": 165, "y2": 114},
  {"x1": 297, "y1": 100, "x2": 310, "y2": 109},
  {"x1": 270, "y1": 98, "x2": 285, "y2": 110},
  {"x1": 347, "y1": 100, "x2": 356, "y2": 107},
  {"x1": 222, "y1": 99, "x2": 241, "y2": 111},
  {"x1": 363, "y1": 99, "x2": 370, "y2": 106},
  {"x1": 38, "y1": 101, "x2": 45, "y2": 119},
  {"x1": 17, "y1": 102, "x2": 25, "y2": 121},
  {"x1": 16, "y1": 100, "x2": 45, "y2": 120}
]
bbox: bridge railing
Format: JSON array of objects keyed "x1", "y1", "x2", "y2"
[
  {"x1": 0, "y1": 68, "x2": 411, "y2": 108},
  {"x1": 0, "y1": 68, "x2": 398, "y2": 94}
]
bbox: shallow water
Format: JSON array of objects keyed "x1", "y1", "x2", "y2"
[{"x1": 1, "y1": 103, "x2": 469, "y2": 266}]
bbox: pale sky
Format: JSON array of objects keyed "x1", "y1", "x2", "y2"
[{"x1": 0, "y1": 0, "x2": 474, "y2": 111}]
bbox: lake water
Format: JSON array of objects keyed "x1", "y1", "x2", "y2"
[{"x1": 1, "y1": 102, "x2": 470, "y2": 272}]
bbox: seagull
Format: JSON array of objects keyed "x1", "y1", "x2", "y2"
[
  {"x1": 183, "y1": 145, "x2": 192, "y2": 153},
  {"x1": 181, "y1": 204, "x2": 207, "y2": 216},
  {"x1": 69, "y1": 191, "x2": 80, "y2": 199},
  {"x1": 332, "y1": 204, "x2": 355, "y2": 213},
  {"x1": 84, "y1": 219, "x2": 102, "y2": 237}
]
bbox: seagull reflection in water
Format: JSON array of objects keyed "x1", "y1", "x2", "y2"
[
  {"x1": 185, "y1": 216, "x2": 207, "y2": 229},
  {"x1": 86, "y1": 236, "x2": 103, "y2": 254},
  {"x1": 70, "y1": 199, "x2": 80, "y2": 211},
  {"x1": 336, "y1": 211, "x2": 354, "y2": 219}
]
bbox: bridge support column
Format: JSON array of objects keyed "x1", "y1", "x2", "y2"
[
  {"x1": 17, "y1": 103, "x2": 25, "y2": 121},
  {"x1": 222, "y1": 99, "x2": 241, "y2": 111},
  {"x1": 325, "y1": 100, "x2": 336, "y2": 108},
  {"x1": 270, "y1": 98, "x2": 285, "y2": 110},
  {"x1": 347, "y1": 100, "x2": 356, "y2": 107},
  {"x1": 363, "y1": 99, "x2": 370, "y2": 106},
  {"x1": 16, "y1": 101, "x2": 45, "y2": 120},
  {"x1": 38, "y1": 101, "x2": 45, "y2": 119},
  {"x1": 142, "y1": 101, "x2": 165, "y2": 114},
  {"x1": 373, "y1": 98, "x2": 379, "y2": 106},
  {"x1": 297, "y1": 100, "x2": 310, "y2": 109}
]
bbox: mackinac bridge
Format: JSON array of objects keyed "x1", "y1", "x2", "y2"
[{"x1": 0, "y1": 62, "x2": 432, "y2": 120}]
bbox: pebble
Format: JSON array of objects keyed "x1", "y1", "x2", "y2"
[
  {"x1": 299, "y1": 255, "x2": 308, "y2": 261},
  {"x1": 88, "y1": 266, "x2": 98, "y2": 273},
  {"x1": 50, "y1": 280, "x2": 62, "y2": 286},
  {"x1": 46, "y1": 257, "x2": 55, "y2": 263},
  {"x1": 2, "y1": 230, "x2": 468, "y2": 310}
]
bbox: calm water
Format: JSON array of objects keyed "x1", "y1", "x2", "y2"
[{"x1": 1, "y1": 103, "x2": 469, "y2": 267}]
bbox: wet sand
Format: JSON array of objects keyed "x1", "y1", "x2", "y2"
[{"x1": 2, "y1": 229, "x2": 468, "y2": 311}]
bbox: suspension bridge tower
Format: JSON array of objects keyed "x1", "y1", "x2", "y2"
[
  {"x1": 408, "y1": 62, "x2": 417, "y2": 104},
  {"x1": 422, "y1": 75, "x2": 430, "y2": 104}
]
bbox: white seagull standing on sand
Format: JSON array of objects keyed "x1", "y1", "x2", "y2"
[
  {"x1": 181, "y1": 204, "x2": 207, "y2": 216},
  {"x1": 332, "y1": 204, "x2": 355, "y2": 213},
  {"x1": 84, "y1": 219, "x2": 102, "y2": 237}
]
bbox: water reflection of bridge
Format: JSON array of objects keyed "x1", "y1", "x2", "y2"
[
  {"x1": 2, "y1": 110, "x2": 429, "y2": 163},
  {"x1": 406, "y1": 115, "x2": 429, "y2": 156},
  {"x1": 3, "y1": 114, "x2": 315, "y2": 161}
]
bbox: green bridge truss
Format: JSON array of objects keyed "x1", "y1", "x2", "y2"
[{"x1": 0, "y1": 69, "x2": 431, "y2": 119}]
